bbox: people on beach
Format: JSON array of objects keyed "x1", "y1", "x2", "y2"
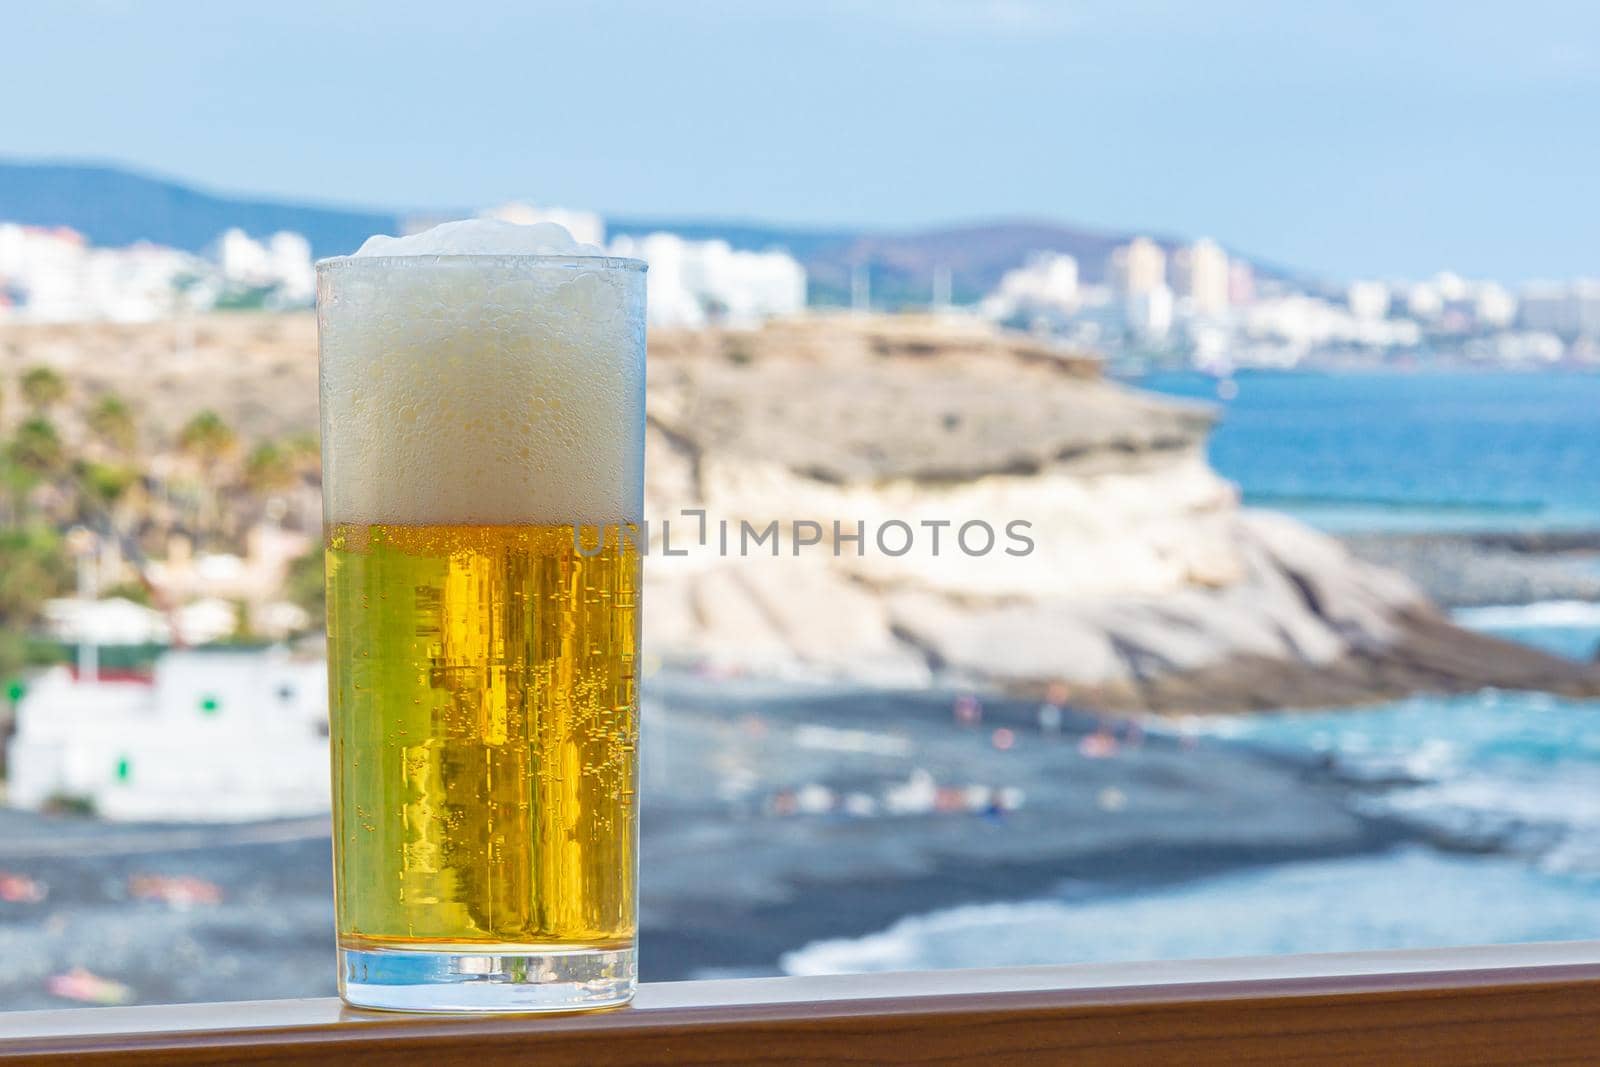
[
  {"x1": 1037, "y1": 681, "x2": 1071, "y2": 735},
  {"x1": 1078, "y1": 721, "x2": 1120, "y2": 759}
]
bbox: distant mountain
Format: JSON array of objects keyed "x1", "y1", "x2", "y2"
[
  {"x1": 0, "y1": 159, "x2": 1283, "y2": 304},
  {"x1": 0, "y1": 161, "x2": 397, "y2": 260}
]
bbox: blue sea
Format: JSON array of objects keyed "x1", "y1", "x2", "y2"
[
  {"x1": 1137, "y1": 369, "x2": 1600, "y2": 532},
  {"x1": 786, "y1": 370, "x2": 1600, "y2": 976}
]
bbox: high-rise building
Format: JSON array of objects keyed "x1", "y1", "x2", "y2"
[
  {"x1": 1228, "y1": 261, "x2": 1256, "y2": 306},
  {"x1": 1170, "y1": 238, "x2": 1230, "y2": 316},
  {"x1": 1515, "y1": 281, "x2": 1600, "y2": 338},
  {"x1": 1125, "y1": 284, "x2": 1174, "y2": 343},
  {"x1": 1108, "y1": 237, "x2": 1166, "y2": 297}
]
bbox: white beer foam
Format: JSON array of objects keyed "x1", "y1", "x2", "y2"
[
  {"x1": 349, "y1": 218, "x2": 607, "y2": 259},
  {"x1": 319, "y1": 220, "x2": 645, "y2": 526}
]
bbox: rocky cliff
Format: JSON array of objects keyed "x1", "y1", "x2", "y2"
[
  {"x1": 641, "y1": 314, "x2": 1600, "y2": 710},
  {"x1": 9, "y1": 311, "x2": 1596, "y2": 711}
]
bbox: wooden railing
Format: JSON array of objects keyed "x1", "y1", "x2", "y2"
[{"x1": 4, "y1": 941, "x2": 1599, "y2": 1065}]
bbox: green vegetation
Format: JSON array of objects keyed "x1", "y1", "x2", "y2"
[
  {"x1": 86, "y1": 393, "x2": 139, "y2": 454},
  {"x1": 10, "y1": 417, "x2": 65, "y2": 481},
  {"x1": 178, "y1": 409, "x2": 238, "y2": 544},
  {"x1": 19, "y1": 366, "x2": 66, "y2": 412},
  {"x1": 41, "y1": 791, "x2": 96, "y2": 817},
  {"x1": 178, "y1": 409, "x2": 238, "y2": 467},
  {"x1": 283, "y1": 432, "x2": 321, "y2": 478},
  {"x1": 213, "y1": 286, "x2": 274, "y2": 311},
  {"x1": 100, "y1": 580, "x2": 154, "y2": 607},
  {"x1": 73, "y1": 460, "x2": 139, "y2": 513},
  {"x1": 244, "y1": 441, "x2": 295, "y2": 495},
  {"x1": 0, "y1": 370, "x2": 323, "y2": 658},
  {"x1": 285, "y1": 545, "x2": 326, "y2": 625},
  {"x1": 0, "y1": 525, "x2": 72, "y2": 677}
]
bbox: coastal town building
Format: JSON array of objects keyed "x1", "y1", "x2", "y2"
[
  {"x1": 1108, "y1": 236, "x2": 1166, "y2": 297},
  {"x1": 6, "y1": 649, "x2": 329, "y2": 821},
  {"x1": 209, "y1": 229, "x2": 315, "y2": 304},
  {"x1": 609, "y1": 232, "x2": 807, "y2": 327},
  {"x1": 981, "y1": 252, "x2": 1080, "y2": 321},
  {"x1": 1346, "y1": 280, "x2": 1391, "y2": 320},
  {"x1": 0, "y1": 224, "x2": 205, "y2": 322},
  {"x1": 1170, "y1": 238, "x2": 1230, "y2": 316},
  {"x1": 1519, "y1": 280, "x2": 1600, "y2": 339}
]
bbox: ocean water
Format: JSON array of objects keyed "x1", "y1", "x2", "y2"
[
  {"x1": 1136, "y1": 370, "x2": 1600, "y2": 532},
  {"x1": 1454, "y1": 601, "x2": 1600, "y2": 662},
  {"x1": 783, "y1": 849, "x2": 1599, "y2": 975},
  {"x1": 783, "y1": 604, "x2": 1600, "y2": 975},
  {"x1": 779, "y1": 370, "x2": 1600, "y2": 976}
]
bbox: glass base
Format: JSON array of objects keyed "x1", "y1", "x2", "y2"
[{"x1": 339, "y1": 944, "x2": 637, "y2": 1013}]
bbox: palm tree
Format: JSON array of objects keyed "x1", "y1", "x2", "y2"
[
  {"x1": 10, "y1": 417, "x2": 65, "y2": 481},
  {"x1": 19, "y1": 367, "x2": 67, "y2": 414},
  {"x1": 6, "y1": 417, "x2": 65, "y2": 526},
  {"x1": 179, "y1": 409, "x2": 238, "y2": 470},
  {"x1": 87, "y1": 393, "x2": 139, "y2": 455},
  {"x1": 283, "y1": 432, "x2": 321, "y2": 480},
  {"x1": 244, "y1": 441, "x2": 296, "y2": 496},
  {"x1": 0, "y1": 524, "x2": 72, "y2": 677},
  {"x1": 178, "y1": 410, "x2": 238, "y2": 544}
]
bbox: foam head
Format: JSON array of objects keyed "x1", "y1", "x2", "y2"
[{"x1": 317, "y1": 220, "x2": 646, "y2": 526}]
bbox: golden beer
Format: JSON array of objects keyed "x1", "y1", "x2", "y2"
[
  {"x1": 317, "y1": 227, "x2": 646, "y2": 1011},
  {"x1": 326, "y1": 523, "x2": 639, "y2": 949}
]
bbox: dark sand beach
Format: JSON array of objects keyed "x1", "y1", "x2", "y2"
[{"x1": 0, "y1": 677, "x2": 1429, "y2": 1008}]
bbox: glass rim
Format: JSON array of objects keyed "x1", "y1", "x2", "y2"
[{"x1": 315, "y1": 253, "x2": 647, "y2": 273}]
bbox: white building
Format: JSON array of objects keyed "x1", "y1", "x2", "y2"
[
  {"x1": 1470, "y1": 282, "x2": 1517, "y2": 330},
  {"x1": 1108, "y1": 237, "x2": 1166, "y2": 297},
  {"x1": 7, "y1": 650, "x2": 329, "y2": 822},
  {"x1": 981, "y1": 252, "x2": 1079, "y2": 320},
  {"x1": 1465, "y1": 331, "x2": 1565, "y2": 365},
  {"x1": 1347, "y1": 280, "x2": 1391, "y2": 321},
  {"x1": 1125, "y1": 284, "x2": 1174, "y2": 343},
  {"x1": 1243, "y1": 294, "x2": 1421, "y2": 354},
  {"x1": 1170, "y1": 238, "x2": 1230, "y2": 316},
  {"x1": 1228, "y1": 261, "x2": 1256, "y2": 306},
  {"x1": 609, "y1": 233, "x2": 806, "y2": 328},
  {"x1": 209, "y1": 228, "x2": 314, "y2": 303},
  {"x1": 1519, "y1": 280, "x2": 1600, "y2": 338},
  {"x1": 0, "y1": 224, "x2": 202, "y2": 322},
  {"x1": 1405, "y1": 282, "x2": 1443, "y2": 321}
]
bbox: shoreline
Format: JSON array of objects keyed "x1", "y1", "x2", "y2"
[
  {"x1": 641, "y1": 820, "x2": 1417, "y2": 981},
  {"x1": 634, "y1": 683, "x2": 1431, "y2": 980},
  {"x1": 1341, "y1": 528, "x2": 1600, "y2": 610},
  {"x1": 0, "y1": 676, "x2": 1589, "y2": 1004}
]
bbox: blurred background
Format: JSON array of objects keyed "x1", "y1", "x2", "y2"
[{"x1": 3, "y1": 0, "x2": 1600, "y2": 1009}]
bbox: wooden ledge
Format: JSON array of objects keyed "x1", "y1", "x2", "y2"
[{"x1": 4, "y1": 942, "x2": 1600, "y2": 1065}]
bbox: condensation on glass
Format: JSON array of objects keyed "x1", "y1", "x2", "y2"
[{"x1": 316, "y1": 250, "x2": 646, "y2": 1012}]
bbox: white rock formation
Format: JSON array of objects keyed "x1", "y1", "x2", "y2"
[{"x1": 633, "y1": 315, "x2": 1508, "y2": 709}]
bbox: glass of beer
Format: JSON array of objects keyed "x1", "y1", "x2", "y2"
[{"x1": 316, "y1": 228, "x2": 646, "y2": 1012}]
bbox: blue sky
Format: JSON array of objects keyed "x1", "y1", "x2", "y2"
[{"x1": 4, "y1": 1, "x2": 1598, "y2": 281}]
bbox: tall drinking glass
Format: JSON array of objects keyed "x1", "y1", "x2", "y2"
[{"x1": 316, "y1": 248, "x2": 646, "y2": 1012}]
